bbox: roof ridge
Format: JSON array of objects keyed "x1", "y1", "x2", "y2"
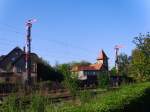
[
  {"x1": 0, "y1": 47, "x2": 23, "y2": 64},
  {"x1": 97, "y1": 49, "x2": 107, "y2": 60}
]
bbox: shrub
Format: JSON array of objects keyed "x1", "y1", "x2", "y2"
[{"x1": 97, "y1": 72, "x2": 109, "y2": 88}]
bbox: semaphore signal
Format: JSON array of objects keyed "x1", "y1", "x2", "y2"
[
  {"x1": 114, "y1": 45, "x2": 124, "y2": 75},
  {"x1": 25, "y1": 19, "x2": 36, "y2": 86}
]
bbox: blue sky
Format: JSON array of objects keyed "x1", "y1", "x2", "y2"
[{"x1": 0, "y1": 0, "x2": 150, "y2": 68}]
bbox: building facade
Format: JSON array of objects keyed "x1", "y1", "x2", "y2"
[
  {"x1": 0, "y1": 47, "x2": 40, "y2": 84},
  {"x1": 71, "y1": 50, "x2": 109, "y2": 86}
]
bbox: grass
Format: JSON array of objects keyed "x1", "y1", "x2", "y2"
[
  {"x1": 0, "y1": 82, "x2": 150, "y2": 112},
  {"x1": 47, "y1": 82, "x2": 150, "y2": 112}
]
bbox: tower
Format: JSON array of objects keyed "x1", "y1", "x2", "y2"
[{"x1": 97, "y1": 50, "x2": 108, "y2": 70}]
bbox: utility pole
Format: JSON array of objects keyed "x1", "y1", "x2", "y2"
[
  {"x1": 115, "y1": 47, "x2": 119, "y2": 74},
  {"x1": 25, "y1": 19, "x2": 36, "y2": 87},
  {"x1": 114, "y1": 45, "x2": 123, "y2": 86}
]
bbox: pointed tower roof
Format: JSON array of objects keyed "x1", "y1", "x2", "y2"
[{"x1": 97, "y1": 50, "x2": 108, "y2": 60}]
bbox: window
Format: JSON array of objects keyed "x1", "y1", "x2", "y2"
[
  {"x1": 93, "y1": 72, "x2": 96, "y2": 75},
  {"x1": 17, "y1": 67, "x2": 22, "y2": 73},
  {"x1": 11, "y1": 57, "x2": 16, "y2": 61},
  {"x1": 31, "y1": 64, "x2": 37, "y2": 73},
  {"x1": 90, "y1": 72, "x2": 92, "y2": 75}
]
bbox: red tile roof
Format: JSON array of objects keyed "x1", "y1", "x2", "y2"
[
  {"x1": 71, "y1": 63, "x2": 103, "y2": 71},
  {"x1": 78, "y1": 66, "x2": 96, "y2": 71},
  {"x1": 71, "y1": 50, "x2": 107, "y2": 72}
]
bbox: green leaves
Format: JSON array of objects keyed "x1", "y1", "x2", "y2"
[
  {"x1": 129, "y1": 33, "x2": 150, "y2": 82},
  {"x1": 62, "y1": 82, "x2": 150, "y2": 112},
  {"x1": 58, "y1": 64, "x2": 78, "y2": 97},
  {"x1": 1, "y1": 82, "x2": 150, "y2": 112},
  {"x1": 97, "y1": 72, "x2": 109, "y2": 88}
]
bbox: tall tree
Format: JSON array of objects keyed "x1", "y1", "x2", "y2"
[
  {"x1": 130, "y1": 33, "x2": 150, "y2": 81},
  {"x1": 129, "y1": 49, "x2": 149, "y2": 81},
  {"x1": 133, "y1": 32, "x2": 150, "y2": 57}
]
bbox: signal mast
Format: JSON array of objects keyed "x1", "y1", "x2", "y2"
[
  {"x1": 114, "y1": 45, "x2": 123, "y2": 75},
  {"x1": 25, "y1": 19, "x2": 36, "y2": 86}
]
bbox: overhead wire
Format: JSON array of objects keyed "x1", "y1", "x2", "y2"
[
  {"x1": 0, "y1": 22, "x2": 92, "y2": 54},
  {"x1": 0, "y1": 22, "x2": 97, "y2": 62}
]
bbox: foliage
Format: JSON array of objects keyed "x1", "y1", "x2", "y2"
[
  {"x1": 37, "y1": 62, "x2": 63, "y2": 82},
  {"x1": 133, "y1": 32, "x2": 150, "y2": 57},
  {"x1": 57, "y1": 64, "x2": 78, "y2": 97},
  {"x1": 0, "y1": 94, "x2": 28, "y2": 112},
  {"x1": 110, "y1": 67, "x2": 117, "y2": 76},
  {"x1": 0, "y1": 94, "x2": 48, "y2": 112},
  {"x1": 1, "y1": 83, "x2": 150, "y2": 112},
  {"x1": 129, "y1": 33, "x2": 150, "y2": 82},
  {"x1": 110, "y1": 53, "x2": 130, "y2": 77},
  {"x1": 28, "y1": 95, "x2": 47, "y2": 112},
  {"x1": 97, "y1": 71, "x2": 109, "y2": 88},
  {"x1": 78, "y1": 90, "x2": 94, "y2": 104},
  {"x1": 129, "y1": 49, "x2": 149, "y2": 81},
  {"x1": 56, "y1": 82, "x2": 150, "y2": 112},
  {"x1": 118, "y1": 53, "x2": 130, "y2": 76},
  {"x1": 70, "y1": 60, "x2": 91, "y2": 67}
]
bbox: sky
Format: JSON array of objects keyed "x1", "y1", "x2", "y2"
[{"x1": 0, "y1": 0, "x2": 150, "y2": 68}]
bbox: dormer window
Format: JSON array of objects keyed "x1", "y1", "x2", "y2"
[
  {"x1": 15, "y1": 52, "x2": 19, "y2": 55},
  {"x1": 11, "y1": 57, "x2": 16, "y2": 61}
]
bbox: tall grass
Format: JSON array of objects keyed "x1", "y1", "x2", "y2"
[
  {"x1": 0, "y1": 94, "x2": 49, "y2": 112},
  {"x1": 28, "y1": 94, "x2": 47, "y2": 112},
  {"x1": 60, "y1": 82, "x2": 150, "y2": 112},
  {"x1": 0, "y1": 82, "x2": 150, "y2": 112},
  {"x1": 0, "y1": 94, "x2": 27, "y2": 112}
]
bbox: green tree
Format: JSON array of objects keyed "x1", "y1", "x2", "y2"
[
  {"x1": 130, "y1": 33, "x2": 150, "y2": 81},
  {"x1": 129, "y1": 49, "x2": 149, "y2": 81},
  {"x1": 97, "y1": 71, "x2": 109, "y2": 88},
  {"x1": 57, "y1": 64, "x2": 78, "y2": 98},
  {"x1": 110, "y1": 67, "x2": 117, "y2": 76},
  {"x1": 118, "y1": 53, "x2": 130, "y2": 77},
  {"x1": 133, "y1": 33, "x2": 150, "y2": 57},
  {"x1": 37, "y1": 58, "x2": 63, "y2": 82},
  {"x1": 70, "y1": 60, "x2": 91, "y2": 67},
  {"x1": 110, "y1": 53, "x2": 130, "y2": 77}
]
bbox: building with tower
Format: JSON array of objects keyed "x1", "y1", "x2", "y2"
[{"x1": 71, "y1": 50, "x2": 109, "y2": 86}]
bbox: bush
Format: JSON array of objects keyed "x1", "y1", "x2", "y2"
[{"x1": 97, "y1": 72, "x2": 109, "y2": 88}]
